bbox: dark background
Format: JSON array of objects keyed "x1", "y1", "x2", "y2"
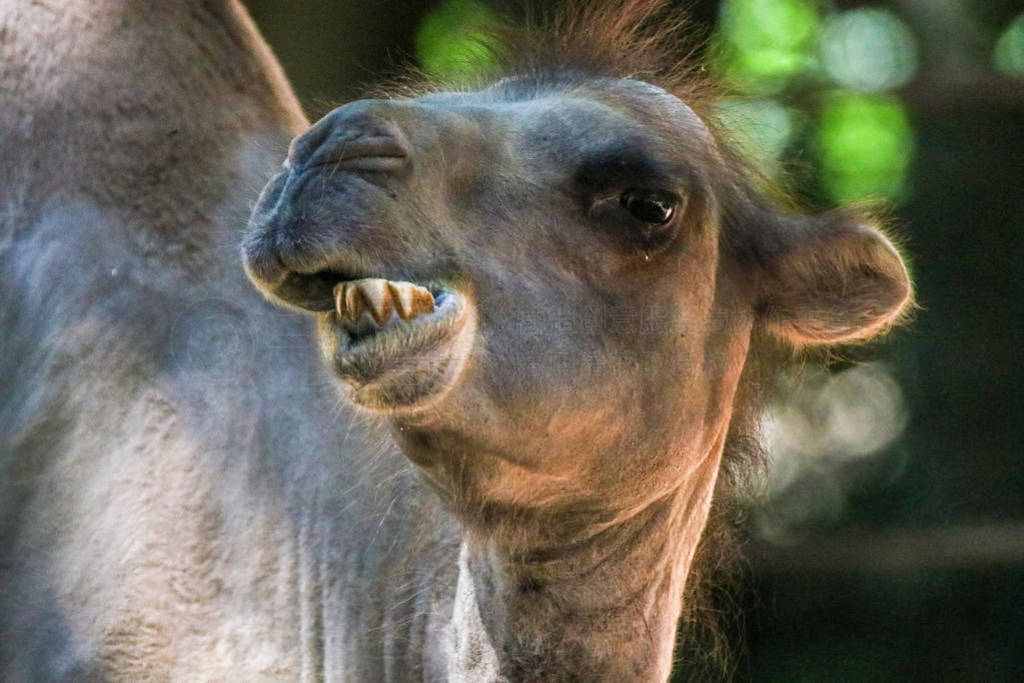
[{"x1": 242, "y1": 1, "x2": 1024, "y2": 679}]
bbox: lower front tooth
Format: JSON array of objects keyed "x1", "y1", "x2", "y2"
[
  {"x1": 387, "y1": 281, "x2": 435, "y2": 320},
  {"x1": 334, "y1": 283, "x2": 346, "y2": 318},
  {"x1": 357, "y1": 279, "x2": 392, "y2": 324},
  {"x1": 344, "y1": 284, "x2": 362, "y2": 320},
  {"x1": 389, "y1": 281, "x2": 415, "y2": 320},
  {"x1": 408, "y1": 284, "x2": 435, "y2": 317}
]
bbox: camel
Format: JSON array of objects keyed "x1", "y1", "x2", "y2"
[{"x1": 0, "y1": 0, "x2": 911, "y2": 680}]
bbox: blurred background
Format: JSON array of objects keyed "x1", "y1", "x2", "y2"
[{"x1": 242, "y1": 0, "x2": 1024, "y2": 679}]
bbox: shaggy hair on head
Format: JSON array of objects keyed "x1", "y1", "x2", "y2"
[{"x1": 375, "y1": 0, "x2": 713, "y2": 105}]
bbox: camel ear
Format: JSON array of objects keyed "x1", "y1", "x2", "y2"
[{"x1": 755, "y1": 213, "x2": 911, "y2": 345}]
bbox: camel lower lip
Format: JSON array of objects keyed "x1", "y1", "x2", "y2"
[{"x1": 322, "y1": 287, "x2": 466, "y2": 386}]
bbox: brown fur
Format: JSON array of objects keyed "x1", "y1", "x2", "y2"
[
  {"x1": 365, "y1": 5, "x2": 910, "y2": 672},
  {"x1": 241, "y1": 0, "x2": 910, "y2": 677},
  {"x1": 2, "y1": 1, "x2": 911, "y2": 679}
]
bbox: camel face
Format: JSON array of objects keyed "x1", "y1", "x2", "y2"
[
  {"x1": 244, "y1": 72, "x2": 908, "y2": 522},
  {"x1": 244, "y1": 78, "x2": 746, "y2": 496}
]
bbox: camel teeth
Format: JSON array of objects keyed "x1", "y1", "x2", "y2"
[
  {"x1": 387, "y1": 281, "x2": 436, "y2": 320},
  {"x1": 344, "y1": 282, "x2": 362, "y2": 320},
  {"x1": 356, "y1": 278, "x2": 393, "y2": 324},
  {"x1": 388, "y1": 281, "x2": 415, "y2": 320},
  {"x1": 409, "y1": 284, "x2": 435, "y2": 317},
  {"x1": 335, "y1": 278, "x2": 436, "y2": 324},
  {"x1": 334, "y1": 283, "x2": 346, "y2": 318}
]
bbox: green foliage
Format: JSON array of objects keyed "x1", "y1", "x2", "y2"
[
  {"x1": 415, "y1": 0, "x2": 499, "y2": 82},
  {"x1": 818, "y1": 92, "x2": 913, "y2": 203},
  {"x1": 712, "y1": 0, "x2": 918, "y2": 204},
  {"x1": 718, "y1": 0, "x2": 820, "y2": 94},
  {"x1": 994, "y1": 12, "x2": 1024, "y2": 79}
]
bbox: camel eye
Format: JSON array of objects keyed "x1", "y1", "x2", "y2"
[{"x1": 619, "y1": 188, "x2": 678, "y2": 224}]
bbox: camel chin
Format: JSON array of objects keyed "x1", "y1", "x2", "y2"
[{"x1": 315, "y1": 281, "x2": 476, "y2": 413}]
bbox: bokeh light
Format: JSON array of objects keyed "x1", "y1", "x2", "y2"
[
  {"x1": 820, "y1": 8, "x2": 918, "y2": 92},
  {"x1": 715, "y1": 97, "x2": 798, "y2": 177},
  {"x1": 994, "y1": 12, "x2": 1024, "y2": 79},
  {"x1": 718, "y1": 0, "x2": 820, "y2": 94},
  {"x1": 765, "y1": 363, "x2": 907, "y2": 468},
  {"x1": 415, "y1": 0, "x2": 498, "y2": 81},
  {"x1": 754, "y1": 363, "x2": 908, "y2": 542},
  {"x1": 818, "y1": 91, "x2": 913, "y2": 203}
]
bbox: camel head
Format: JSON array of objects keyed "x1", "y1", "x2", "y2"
[{"x1": 242, "y1": 8, "x2": 911, "y2": 545}]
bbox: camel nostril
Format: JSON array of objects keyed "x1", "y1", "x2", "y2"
[
  {"x1": 287, "y1": 114, "x2": 334, "y2": 168},
  {"x1": 305, "y1": 134, "x2": 410, "y2": 173},
  {"x1": 288, "y1": 106, "x2": 411, "y2": 172}
]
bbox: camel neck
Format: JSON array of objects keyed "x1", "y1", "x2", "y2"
[{"x1": 445, "y1": 456, "x2": 721, "y2": 681}]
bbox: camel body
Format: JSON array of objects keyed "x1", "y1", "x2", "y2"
[
  {"x1": 0, "y1": 2, "x2": 910, "y2": 680},
  {"x1": 0, "y1": 2, "x2": 453, "y2": 679}
]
